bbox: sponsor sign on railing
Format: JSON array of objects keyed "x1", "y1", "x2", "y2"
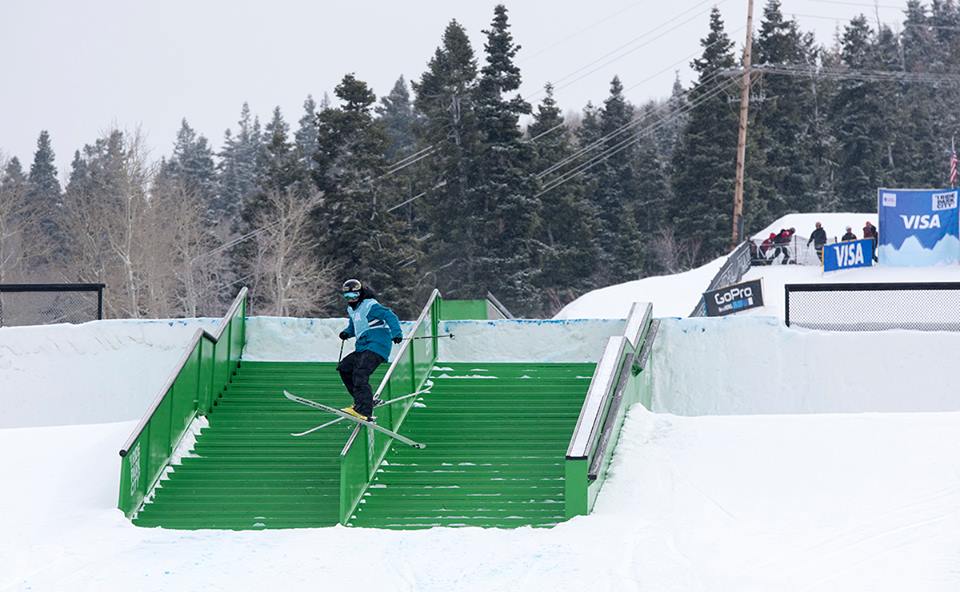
[
  {"x1": 690, "y1": 241, "x2": 753, "y2": 316},
  {"x1": 824, "y1": 238, "x2": 874, "y2": 272},
  {"x1": 703, "y1": 278, "x2": 764, "y2": 316}
]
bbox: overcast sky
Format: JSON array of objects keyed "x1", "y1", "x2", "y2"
[{"x1": 1, "y1": 0, "x2": 912, "y2": 176}]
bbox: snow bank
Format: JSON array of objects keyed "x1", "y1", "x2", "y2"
[
  {"x1": 0, "y1": 319, "x2": 217, "y2": 428},
  {"x1": 650, "y1": 316, "x2": 960, "y2": 415},
  {"x1": 438, "y1": 319, "x2": 624, "y2": 362},
  {"x1": 554, "y1": 255, "x2": 727, "y2": 319},
  {"x1": 243, "y1": 317, "x2": 621, "y2": 363},
  {"x1": 753, "y1": 211, "x2": 877, "y2": 242},
  {"x1": 4, "y1": 405, "x2": 960, "y2": 590}
]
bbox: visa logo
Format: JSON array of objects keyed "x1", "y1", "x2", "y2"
[
  {"x1": 835, "y1": 242, "x2": 864, "y2": 267},
  {"x1": 900, "y1": 214, "x2": 941, "y2": 229}
]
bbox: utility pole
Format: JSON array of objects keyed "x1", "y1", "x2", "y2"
[{"x1": 732, "y1": 0, "x2": 755, "y2": 246}]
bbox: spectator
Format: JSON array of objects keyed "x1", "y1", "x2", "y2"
[
  {"x1": 758, "y1": 232, "x2": 776, "y2": 265},
  {"x1": 807, "y1": 222, "x2": 827, "y2": 262},
  {"x1": 842, "y1": 226, "x2": 857, "y2": 242},
  {"x1": 863, "y1": 220, "x2": 879, "y2": 262},
  {"x1": 773, "y1": 227, "x2": 796, "y2": 264}
]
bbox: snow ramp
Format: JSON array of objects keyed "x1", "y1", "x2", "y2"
[{"x1": 119, "y1": 291, "x2": 656, "y2": 529}]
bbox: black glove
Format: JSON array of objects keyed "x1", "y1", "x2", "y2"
[
  {"x1": 392, "y1": 336, "x2": 403, "y2": 344},
  {"x1": 339, "y1": 331, "x2": 350, "y2": 340}
]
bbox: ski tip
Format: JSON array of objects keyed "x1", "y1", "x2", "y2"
[{"x1": 414, "y1": 443, "x2": 427, "y2": 449}]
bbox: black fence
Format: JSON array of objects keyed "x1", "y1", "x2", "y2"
[
  {"x1": 0, "y1": 283, "x2": 105, "y2": 327},
  {"x1": 785, "y1": 282, "x2": 960, "y2": 331},
  {"x1": 690, "y1": 241, "x2": 753, "y2": 317}
]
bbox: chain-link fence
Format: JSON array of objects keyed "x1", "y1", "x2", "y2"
[
  {"x1": 0, "y1": 284, "x2": 105, "y2": 327},
  {"x1": 785, "y1": 282, "x2": 960, "y2": 331}
]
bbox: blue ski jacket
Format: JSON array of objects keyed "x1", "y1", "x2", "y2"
[{"x1": 343, "y1": 298, "x2": 403, "y2": 362}]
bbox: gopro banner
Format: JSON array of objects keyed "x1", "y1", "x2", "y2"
[
  {"x1": 703, "y1": 279, "x2": 764, "y2": 317},
  {"x1": 878, "y1": 188, "x2": 959, "y2": 266},
  {"x1": 823, "y1": 238, "x2": 874, "y2": 272}
]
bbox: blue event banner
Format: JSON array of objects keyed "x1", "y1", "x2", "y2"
[
  {"x1": 823, "y1": 238, "x2": 874, "y2": 272},
  {"x1": 878, "y1": 188, "x2": 959, "y2": 266}
]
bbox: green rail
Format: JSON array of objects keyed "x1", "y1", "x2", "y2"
[
  {"x1": 564, "y1": 302, "x2": 656, "y2": 518},
  {"x1": 118, "y1": 288, "x2": 248, "y2": 518},
  {"x1": 338, "y1": 289, "x2": 442, "y2": 524}
]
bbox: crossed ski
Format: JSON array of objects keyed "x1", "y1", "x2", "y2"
[
  {"x1": 288, "y1": 387, "x2": 431, "y2": 437},
  {"x1": 283, "y1": 390, "x2": 427, "y2": 449}
]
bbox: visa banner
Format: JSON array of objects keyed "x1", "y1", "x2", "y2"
[
  {"x1": 878, "y1": 188, "x2": 959, "y2": 266},
  {"x1": 824, "y1": 238, "x2": 874, "y2": 272}
]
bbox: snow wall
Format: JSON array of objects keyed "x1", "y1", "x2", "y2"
[
  {"x1": 1, "y1": 316, "x2": 622, "y2": 429},
  {"x1": 650, "y1": 315, "x2": 960, "y2": 415},
  {"x1": 1, "y1": 319, "x2": 217, "y2": 428},
  {"x1": 244, "y1": 316, "x2": 624, "y2": 363}
]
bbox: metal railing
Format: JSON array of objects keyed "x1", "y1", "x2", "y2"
[
  {"x1": 565, "y1": 302, "x2": 655, "y2": 518},
  {"x1": 338, "y1": 289, "x2": 441, "y2": 524},
  {"x1": 785, "y1": 282, "x2": 960, "y2": 331},
  {"x1": 0, "y1": 282, "x2": 105, "y2": 326},
  {"x1": 117, "y1": 287, "x2": 248, "y2": 517}
]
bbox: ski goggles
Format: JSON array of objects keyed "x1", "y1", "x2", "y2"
[{"x1": 342, "y1": 291, "x2": 360, "y2": 300}]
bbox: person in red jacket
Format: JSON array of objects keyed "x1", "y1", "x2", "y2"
[{"x1": 759, "y1": 232, "x2": 776, "y2": 264}]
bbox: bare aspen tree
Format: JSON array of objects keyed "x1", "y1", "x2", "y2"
[
  {"x1": 0, "y1": 157, "x2": 30, "y2": 282},
  {"x1": 651, "y1": 227, "x2": 703, "y2": 274},
  {"x1": 250, "y1": 189, "x2": 332, "y2": 316}
]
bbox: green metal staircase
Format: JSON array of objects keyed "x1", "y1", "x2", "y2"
[
  {"x1": 349, "y1": 362, "x2": 595, "y2": 529},
  {"x1": 134, "y1": 361, "x2": 382, "y2": 529}
]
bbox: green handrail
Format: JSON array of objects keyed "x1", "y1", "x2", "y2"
[
  {"x1": 564, "y1": 302, "x2": 655, "y2": 518},
  {"x1": 117, "y1": 288, "x2": 248, "y2": 518},
  {"x1": 338, "y1": 289, "x2": 442, "y2": 525}
]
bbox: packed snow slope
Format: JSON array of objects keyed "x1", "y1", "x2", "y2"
[
  {"x1": 0, "y1": 319, "x2": 216, "y2": 427},
  {"x1": 4, "y1": 405, "x2": 960, "y2": 590}
]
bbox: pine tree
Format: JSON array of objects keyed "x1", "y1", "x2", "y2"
[
  {"x1": 829, "y1": 17, "x2": 898, "y2": 210},
  {"x1": 158, "y1": 119, "x2": 217, "y2": 212},
  {"x1": 578, "y1": 76, "x2": 645, "y2": 285},
  {"x1": 376, "y1": 76, "x2": 417, "y2": 162},
  {"x1": 753, "y1": 0, "x2": 819, "y2": 217},
  {"x1": 412, "y1": 20, "x2": 481, "y2": 298},
  {"x1": 313, "y1": 74, "x2": 421, "y2": 316},
  {"x1": 262, "y1": 107, "x2": 296, "y2": 191},
  {"x1": 294, "y1": 95, "x2": 320, "y2": 180},
  {"x1": 529, "y1": 84, "x2": 599, "y2": 313},
  {"x1": 671, "y1": 7, "x2": 739, "y2": 263},
  {"x1": 468, "y1": 4, "x2": 540, "y2": 311},
  {"x1": 26, "y1": 130, "x2": 63, "y2": 252},
  {"x1": 218, "y1": 102, "x2": 264, "y2": 221},
  {"x1": 2, "y1": 157, "x2": 26, "y2": 191}
]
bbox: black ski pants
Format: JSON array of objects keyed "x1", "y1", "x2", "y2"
[{"x1": 337, "y1": 350, "x2": 385, "y2": 417}]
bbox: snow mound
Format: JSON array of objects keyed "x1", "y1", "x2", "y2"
[
  {"x1": 753, "y1": 212, "x2": 878, "y2": 242},
  {"x1": 651, "y1": 316, "x2": 960, "y2": 415},
  {"x1": 554, "y1": 255, "x2": 726, "y2": 319},
  {"x1": 0, "y1": 319, "x2": 216, "y2": 428}
]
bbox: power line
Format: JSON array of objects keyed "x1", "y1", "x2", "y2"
[
  {"x1": 527, "y1": 0, "x2": 727, "y2": 98},
  {"x1": 807, "y1": 0, "x2": 905, "y2": 10},
  {"x1": 538, "y1": 68, "x2": 728, "y2": 179},
  {"x1": 536, "y1": 77, "x2": 740, "y2": 197}
]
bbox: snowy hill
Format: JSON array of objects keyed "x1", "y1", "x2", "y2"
[{"x1": 557, "y1": 212, "x2": 960, "y2": 321}]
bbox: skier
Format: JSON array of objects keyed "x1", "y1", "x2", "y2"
[
  {"x1": 337, "y1": 279, "x2": 404, "y2": 421},
  {"x1": 807, "y1": 222, "x2": 828, "y2": 263}
]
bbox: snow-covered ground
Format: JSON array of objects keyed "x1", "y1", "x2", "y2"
[
  {"x1": 4, "y1": 403, "x2": 960, "y2": 591},
  {"x1": 6, "y1": 209, "x2": 960, "y2": 590},
  {"x1": 0, "y1": 319, "x2": 216, "y2": 428},
  {"x1": 554, "y1": 255, "x2": 726, "y2": 319}
]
